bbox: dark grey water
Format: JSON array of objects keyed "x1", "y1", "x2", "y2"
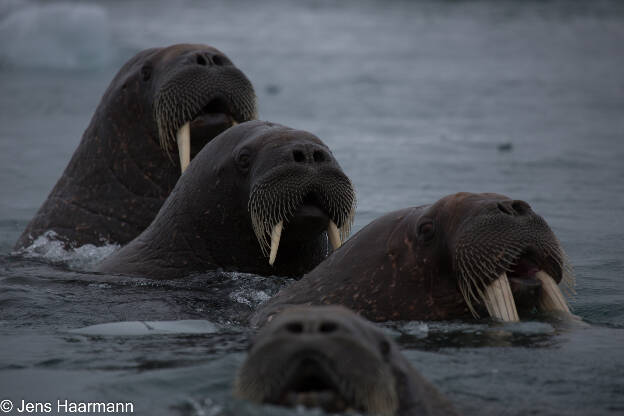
[{"x1": 1, "y1": 0, "x2": 623, "y2": 415}]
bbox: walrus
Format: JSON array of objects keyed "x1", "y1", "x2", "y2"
[
  {"x1": 235, "y1": 305, "x2": 459, "y2": 416},
  {"x1": 15, "y1": 44, "x2": 257, "y2": 250},
  {"x1": 252, "y1": 193, "x2": 575, "y2": 325},
  {"x1": 97, "y1": 121, "x2": 356, "y2": 278}
]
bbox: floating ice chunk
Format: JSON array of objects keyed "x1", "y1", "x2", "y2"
[{"x1": 71, "y1": 320, "x2": 220, "y2": 336}]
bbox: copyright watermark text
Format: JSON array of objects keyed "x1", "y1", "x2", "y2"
[{"x1": 0, "y1": 399, "x2": 134, "y2": 414}]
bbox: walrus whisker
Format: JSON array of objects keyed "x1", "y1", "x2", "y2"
[
  {"x1": 248, "y1": 169, "x2": 356, "y2": 263},
  {"x1": 154, "y1": 67, "x2": 257, "y2": 160},
  {"x1": 536, "y1": 271, "x2": 571, "y2": 313},
  {"x1": 456, "y1": 250, "x2": 481, "y2": 317},
  {"x1": 176, "y1": 122, "x2": 191, "y2": 174},
  {"x1": 456, "y1": 243, "x2": 525, "y2": 319}
]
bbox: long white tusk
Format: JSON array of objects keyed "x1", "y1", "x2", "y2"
[
  {"x1": 536, "y1": 271, "x2": 570, "y2": 313},
  {"x1": 268, "y1": 221, "x2": 283, "y2": 266},
  {"x1": 328, "y1": 220, "x2": 341, "y2": 251},
  {"x1": 482, "y1": 272, "x2": 519, "y2": 322},
  {"x1": 176, "y1": 122, "x2": 191, "y2": 174}
]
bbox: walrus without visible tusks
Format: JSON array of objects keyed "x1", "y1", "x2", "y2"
[
  {"x1": 252, "y1": 193, "x2": 575, "y2": 325},
  {"x1": 97, "y1": 121, "x2": 356, "y2": 278},
  {"x1": 235, "y1": 305, "x2": 460, "y2": 416},
  {"x1": 15, "y1": 44, "x2": 257, "y2": 250}
]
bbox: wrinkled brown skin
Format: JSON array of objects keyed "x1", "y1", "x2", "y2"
[
  {"x1": 236, "y1": 306, "x2": 460, "y2": 416},
  {"x1": 97, "y1": 121, "x2": 352, "y2": 279},
  {"x1": 252, "y1": 192, "x2": 561, "y2": 324},
  {"x1": 15, "y1": 44, "x2": 255, "y2": 250}
]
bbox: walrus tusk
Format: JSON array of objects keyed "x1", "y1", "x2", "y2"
[
  {"x1": 328, "y1": 220, "x2": 341, "y2": 251},
  {"x1": 176, "y1": 122, "x2": 191, "y2": 174},
  {"x1": 268, "y1": 221, "x2": 283, "y2": 266},
  {"x1": 536, "y1": 271, "x2": 570, "y2": 313},
  {"x1": 483, "y1": 272, "x2": 519, "y2": 322}
]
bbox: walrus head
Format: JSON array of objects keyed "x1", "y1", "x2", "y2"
[
  {"x1": 13, "y1": 44, "x2": 258, "y2": 250},
  {"x1": 96, "y1": 121, "x2": 356, "y2": 278},
  {"x1": 251, "y1": 192, "x2": 574, "y2": 323},
  {"x1": 235, "y1": 306, "x2": 458, "y2": 415},
  {"x1": 103, "y1": 43, "x2": 257, "y2": 174}
]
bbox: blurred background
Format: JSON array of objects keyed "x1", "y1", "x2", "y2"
[{"x1": 0, "y1": 1, "x2": 623, "y2": 415}]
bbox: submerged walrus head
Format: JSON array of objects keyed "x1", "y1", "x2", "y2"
[
  {"x1": 235, "y1": 306, "x2": 459, "y2": 415},
  {"x1": 97, "y1": 121, "x2": 356, "y2": 278},
  {"x1": 252, "y1": 193, "x2": 574, "y2": 323}
]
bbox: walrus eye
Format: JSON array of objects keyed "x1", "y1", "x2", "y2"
[
  {"x1": 418, "y1": 220, "x2": 435, "y2": 241},
  {"x1": 236, "y1": 148, "x2": 251, "y2": 170},
  {"x1": 140, "y1": 64, "x2": 152, "y2": 81}
]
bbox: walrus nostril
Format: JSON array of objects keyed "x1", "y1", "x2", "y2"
[
  {"x1": 498, "y1": 200, "x2": 531, "y2": 216},
  {"x1": 196, "y1": 54, "x2": 208, "y2": 66},
  {"x1": 212, "y1": 55, "x2": 224, "y2": 66},
  {"x1": 293, "y1": 150, "x2": 306, "y2": 163},
  {"x1": 319, "y1": 321, "x2": 337, "y2": 333},
  {"x1": 286, "y1": 322, "x2": 304, "y2": 334},
  {"x1": 497, "y1": 201, "x2": 514, "y2": 215},
  {"x1": 313, "y1": 150, "x2": 326, "y2": 163},
  {"x1": 511, "y1": 200, "x2": 531, "y2": 215}
]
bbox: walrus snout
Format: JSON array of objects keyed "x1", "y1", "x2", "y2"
[
  {"x1": 248, "y1": 139, "x2": 356, "y2": 267},
  {"x1": 451, "y1": 194, "x2": 575, "y2": 321},
  {"x1": 154, "y1": 45, "x2": 257, "y2": 173}
]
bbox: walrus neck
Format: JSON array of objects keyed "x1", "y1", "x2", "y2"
[{"x1": 14, "y1": 110, "x2": 179, "y2": 250}]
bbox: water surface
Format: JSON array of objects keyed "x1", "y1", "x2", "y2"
[{"x1": 1, "y1": 1, "x2": 623, "y2": 415}]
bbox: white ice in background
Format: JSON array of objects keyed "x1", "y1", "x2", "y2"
[
  {"x1": 70, "y1": 320, "x2": 220, "y2": 336},
  {"x1": 0, "y1": 2, "x2": 113, "y2": 69},
  {"x1": 16, "y1": 230, "x2": 119, "y2": 270}
]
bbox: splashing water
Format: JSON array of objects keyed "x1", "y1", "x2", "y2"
[{"x1": 15, "y1": 230, "x2": 119, "y2": 269}]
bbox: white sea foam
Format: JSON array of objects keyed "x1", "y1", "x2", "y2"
[
  {"x1": 398, "y1": 321, "x2": 430, "y2": 338},
  {"x1": 16, "y1": 230, "x2": 119, "y2": 270},
  {"x1": 229, "y1": 288, "x2": 272, "y2": 307},
  {"x1": 0, "y1": 2, "x2": 114, "y2": 69}
]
